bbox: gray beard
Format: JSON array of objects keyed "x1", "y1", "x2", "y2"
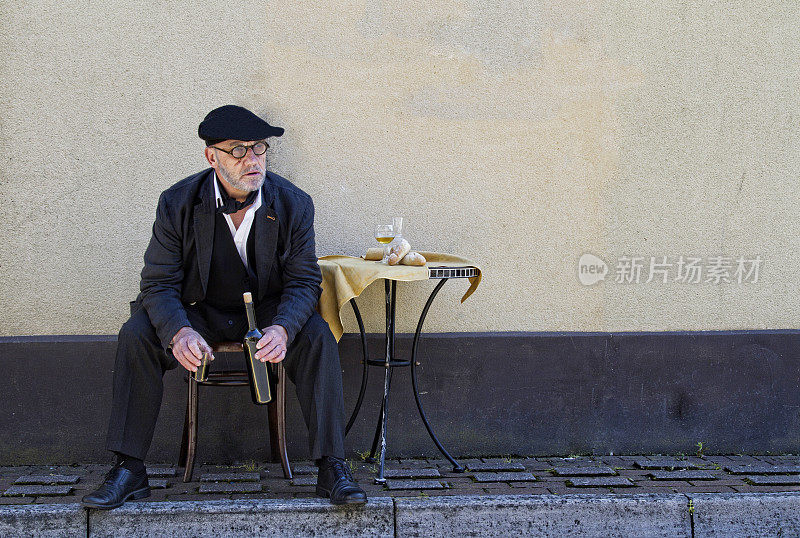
[{"x1": 216, "y1": 160, "x2": 266, "y2": 193}]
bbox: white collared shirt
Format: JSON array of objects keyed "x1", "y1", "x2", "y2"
[{"x1": 213, "y1": 172, "x2": 262, "y2": 268}]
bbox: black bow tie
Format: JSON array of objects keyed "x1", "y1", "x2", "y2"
[{"x1": 215, "y1": 178, "x2": 259, "y2": 214}]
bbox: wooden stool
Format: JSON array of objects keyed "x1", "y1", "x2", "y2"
[{"x1": 178, "y1": 341, "x2": 292, "y2": 482}]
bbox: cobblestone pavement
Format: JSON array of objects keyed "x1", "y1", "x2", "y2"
[{"x1": 2, "y1": 454, "x2": 800, "y2": 505}]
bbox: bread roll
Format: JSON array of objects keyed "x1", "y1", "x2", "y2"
[
  {"x1": 400, "y1": 251, "x2": 426, "y2": 266},
  {"x1": 387, "y1": 238, "x2": 411, "y2": 265},
  {"x1": 364, "y1": 247, "x2": 384, "y2": 261}
]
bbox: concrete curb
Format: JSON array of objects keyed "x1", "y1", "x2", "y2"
[
  {"x1": 692, "y1": 492, "x2": 800, "y2": 537},
  {"x1": 0, "y1": 504, "x2": 86, "y2": 537},
  {"x1": 88, "y1": 498, "x2": 394, "y2": 537},
  {"x1": 1, "y1": 492, "x2": 799, "y2": 537},
  {"x1": 395, "y1": 494, "x2": 690, "y2": 537}
]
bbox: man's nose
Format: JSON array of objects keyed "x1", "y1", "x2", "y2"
[{"x1": 243, "y1": 148, "x2": 261, "y2": 164}]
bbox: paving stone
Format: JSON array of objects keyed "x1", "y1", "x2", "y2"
[
  {"x1": 198, "y1": 482, "x2": 262, "y2": 494},
  {"x1": 566, "y1": 477, "x2": 636, "y2": 488},
  {"x1": 732, "y1": 485, "x2": 800, "y2": 493},
  {"x1": 290, "y1": 465, "x2": 317, "y2": 476},
  {"x1": 472, "y1": 472, "x2": 537, "y2": 483},
  {"x1": 163, "y1": 493, "x2": 221, "y2": 502},
  {"x1": 149, "y1": 479, "x2": 168, "y2": 489},
  {"x1": 147, "y1": 467, "x2": 178, "y2": 478},
  {"x1": 3, "y1": 485, "x2": 73, "y2": 496},
  {"x1": 552, "y1": 466, "x2": 617, "y2": 476},
  {"x1": 466, "y1": 461, "x2": 526, "y2": 472},
  {"x1": 534, "y1": 475, "x2": 576, "y2": 482},
  {"x1": 545, "y1": 458, "x2": 592, "y2": 466},
  {"x1": 680, "y1": 485, "x2": 738, "y2": 494},
  {"x1": 744, "y1": 475, "x2": 800, "y2": 486},
  {"x1": 629, "y1": 480, "x2": 697, "y2": 489},
  {"x1": 441, "y1": 476, "x2": 477, "y2": 487},
  {"x1": 290, "y1": 477, "x2": 317, "y2": 487},
  {"x1": 0, "y1": 498, "x2": 31, "y2": 505},
  {"x1": 520, "y1": 459, "x2": 553, "y2": 471},
  {"x1": 385, "y1": 479, "x2": 447, "y2": 490},
  {"x1": 696, "y1": 478, "x2": 748, "y2": 487},
  {"x1": 724, "y1": 455, "x2": 764, "y2": 464},
  {"x1": 649, "y1": 470, "x2": 716, "y2": 481},
  {"x1": 14, "y1": 474, "x2": 80, "y2": 485},
  {"x1": 615, "y1": 469, "x2": 655, "y2": 478},
  {"x1": 633, "y1": 458, "x2": 699, "y2": 470},
  {"x1": 562, "y1": 487, "x2": 621, "y2": 494},
  {"x1": 446, "y1": 459, "x2": 482, "y2": 467},
  {"x1": 614, "y1": 487, "x2": 679, "y2": 494},
  {"x1": 384, "y1": 468, "x2": 441, "y2": 478},
  {"x1": 480, "y1": 458, "x2": 525, "y2": 465},
  {"x1": 480, "y1": 484, "x2": 523, "y2": 494},
  {"x1": 726, "y1": 464, "x2": 800, "y2": 475},
  {"x1": 762, "y1": 456, "x2": 800, "y2": 465},
  {"x1": 200, "y1": 472, "x2": 260, "y2": 482},
  {"x1": 509, "y1": 485, "x2": 551, "y2": 493}
]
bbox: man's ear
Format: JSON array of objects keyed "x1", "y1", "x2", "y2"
[{"x1": 204, "y1": 146, "x2": 217, "y2": 167}]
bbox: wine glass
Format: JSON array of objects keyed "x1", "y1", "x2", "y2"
[
  {"x1": 392, "y1": 217, "x2": 404, "y2": 239},
  {"x1": 193, "y1": 351, "x2": 214, "y2": 382},
  {"x1": 375, "y1": 224, "x2": 394, "y2": 263}
]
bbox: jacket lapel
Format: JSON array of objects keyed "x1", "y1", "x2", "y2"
[
  {"x1": 255, "y1": 178, "x2": 278, "y2": 300},
  {"x1": 193, "y1": 171, "x2": 216, "y2": 296}
]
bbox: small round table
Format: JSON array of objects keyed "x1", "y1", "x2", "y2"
[{"x1": 344, "y1": 265, "x2": 479, "y2": 483}]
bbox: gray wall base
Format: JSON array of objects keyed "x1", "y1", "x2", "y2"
[{"x1": 1, "y1": 330, "x2": 799, "y2": 464}]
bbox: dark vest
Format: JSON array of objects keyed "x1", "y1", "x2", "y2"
[{"x1": 203, "y1": 213, "x2": 259, "y2": 312}]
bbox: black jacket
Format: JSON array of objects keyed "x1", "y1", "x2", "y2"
[{"x1": 135, "y1": 167, "x2": 322, "y2": 349}]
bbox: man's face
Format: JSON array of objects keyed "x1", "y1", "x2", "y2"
[{"x1": 207, "y1": 139, "x2": 267, "y2": 193}]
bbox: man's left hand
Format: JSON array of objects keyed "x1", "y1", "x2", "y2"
[{"x1": 255, "y1": 325, "x2": 289, "y2": 363}]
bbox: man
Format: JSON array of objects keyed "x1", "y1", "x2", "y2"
[{"x1": 82, "y1": 105, "x2": 366, "y2": 508}]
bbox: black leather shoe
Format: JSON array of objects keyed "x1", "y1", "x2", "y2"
[
  {"x1": 316, "y1": 456, "x2": 367, "y2": 505},
  {"x1": 81, "y1": 465, "x2": 150, "y2": 510}
]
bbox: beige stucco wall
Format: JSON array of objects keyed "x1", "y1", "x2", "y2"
[{"x1": 1, "y1": 1, "x2": 798, "y2": 336}]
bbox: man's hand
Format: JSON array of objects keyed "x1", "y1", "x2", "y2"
[
  {"x1": 170, "y1": 326, "x2": 213, "y2": 372},
  {"x1": 255, "y1": 325, "x2": 289, "y2": 363}
]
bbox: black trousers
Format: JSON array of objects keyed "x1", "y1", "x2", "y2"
[{"x1": 105, "y1": 302, "x2": 346, "y2": 462}]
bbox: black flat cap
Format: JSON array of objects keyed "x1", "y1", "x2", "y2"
[{"x1": 198, "y1": 105, "x2": 284, "y2": 143}]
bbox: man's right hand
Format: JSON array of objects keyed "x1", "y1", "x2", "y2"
[{"x1": 170, "y1": 326, "x2": 213, "y2": 372}]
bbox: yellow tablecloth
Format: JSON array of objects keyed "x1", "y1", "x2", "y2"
[{"x1": 317, "y1": 252, "x2": 482, "y2": 341}]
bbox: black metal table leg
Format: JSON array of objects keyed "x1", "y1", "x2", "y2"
[
  {"x1": 410, "y1": 278, "x2": 464, "y2": 473},
  {"x1": 366, "y1": 400, "x2": 384, "y2": 464},
  {"x1": 345, "y1": 298, "x2": 369, "y2": 436},
  {"x1": 366, "y1": 280, "x2": 393, "y2": 463},
  {"x1": 375, "y1": 280, "x2": 396, "y2": 483}
]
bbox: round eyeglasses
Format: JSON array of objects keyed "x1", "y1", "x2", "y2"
[{"x1": 211, "y1": 141, "x2": 269, "y2": 159}]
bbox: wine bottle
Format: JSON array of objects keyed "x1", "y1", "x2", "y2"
[{"x1": 243, "y1": 292, "x2": 273, "y2": 404}]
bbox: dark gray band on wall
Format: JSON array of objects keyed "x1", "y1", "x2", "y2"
[{"x1": 1, "y1": 330, "x2": 798, "y2": 464}]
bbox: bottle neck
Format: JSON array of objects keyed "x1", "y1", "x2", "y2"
[{"x1": 245, "y1": 302, "x2": 258, "y2": 331}]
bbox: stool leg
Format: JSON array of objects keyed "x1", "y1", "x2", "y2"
[
  {"x1": 267, "y1": 364, "x2": 292, "y2": 479},
  {"x1": 276, "y1": 363, "x2": 292, "y2": 479},
  {"x1": 183, "y1": 378, "x2": 199, "y2": 483},
  {"x1": 179, "y1": 388, "x2": 190, "y2": 465},
  {"x1": 268, "y1": 396, "x2": 280, "y2": 464}
]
